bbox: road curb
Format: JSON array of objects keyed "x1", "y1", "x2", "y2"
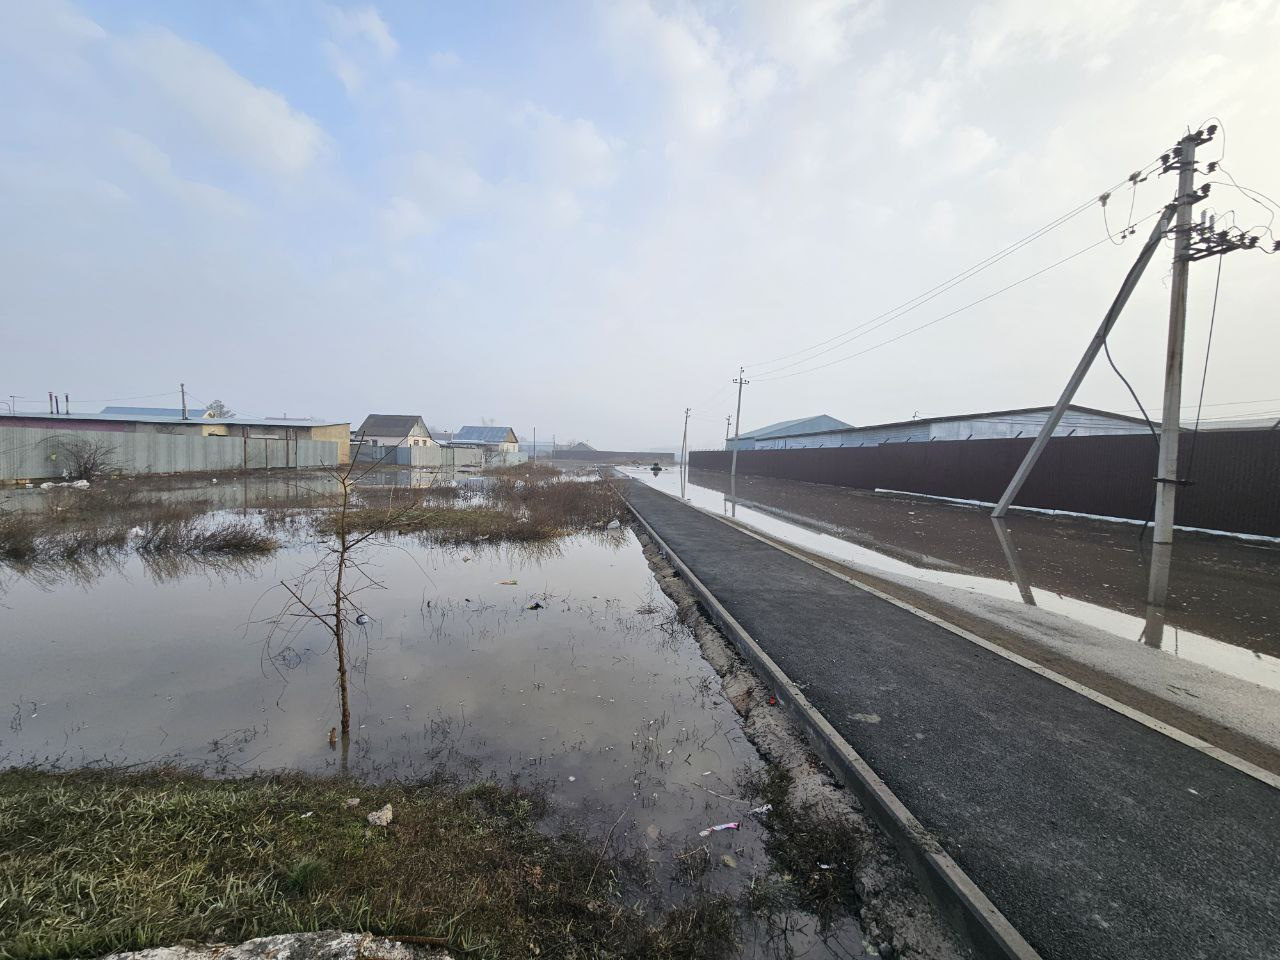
[{"x1": 621, "y1": 488, "x2": 1044, "y2": 960}]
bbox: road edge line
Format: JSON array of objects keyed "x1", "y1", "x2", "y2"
[
  {"x1": 621, "y1": 490, "x2": 1044, "y2": 960},
  {"x1": 622, "y1": 473, "x2": 1280, "y2": 793}
]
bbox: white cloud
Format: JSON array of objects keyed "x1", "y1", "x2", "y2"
[
  {"x1": 325, "y1": 4, "x2": 398, "y2": 59},
  {"x1": 110, "y1": 128, "x2": 250, "y2": 217},
  {"x1": 114, "y1": 28, "x2": 327, "y2": 178},
  {"x1": 739, "y1": 0, "x2": 882, "y2": 75}
]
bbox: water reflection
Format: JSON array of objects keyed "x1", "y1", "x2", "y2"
[{"x1": 620, "y1": 467, "x2": 1280, "y2": 693}]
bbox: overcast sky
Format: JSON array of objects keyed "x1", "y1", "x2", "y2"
[{"x1": 3, "y1": 0, "x2": 1278, "y2": 449}]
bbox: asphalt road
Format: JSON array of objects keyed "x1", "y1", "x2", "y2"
[{"x1": 623, "y1": 480, "x2": 1280, "y2": 960}]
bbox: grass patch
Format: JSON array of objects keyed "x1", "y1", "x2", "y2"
[
  {"x1": 0, "y1": 512, "x2": 38, "y2": 561},
  {"x1": 135, "y1": 518, "x2": 277, "y2": 555},
  {"x1": 328, "y1": 505, "x2": 560, "y2": 544},
  {"x1": 0, "y1": 769, "x2": 739, "y2": 960},
  {"x1": 738, "y1": 767, "x2": 865, "y2": 925},
  {"x1": 330, "y1": 471, "x2": 623, "y2": 545}
]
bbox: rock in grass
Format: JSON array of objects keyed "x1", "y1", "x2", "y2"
[
  {"x1": 367, "y1": 803, "x2": 393, "y2": 827},
  {"x1": 99, "y1": 930, "x2": 448, "y2": 960}
]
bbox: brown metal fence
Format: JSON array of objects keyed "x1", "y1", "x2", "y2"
[{"x1": 689, "y1": 429, "x2": 1280, "y2": 538}]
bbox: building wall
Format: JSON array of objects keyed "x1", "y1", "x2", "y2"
[
  {"x1": 1, "y1": 426, "x2": 340, "y2": 480},
  {"x1": 351, "y1": 443, "x2": 485, "y2": 470}
]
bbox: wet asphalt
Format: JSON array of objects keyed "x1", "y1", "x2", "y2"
[{"x1": 623, "y1": 479, "x2": 1280, "y2": 960}]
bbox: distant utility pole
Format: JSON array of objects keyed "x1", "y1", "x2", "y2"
[
  {"x1": 729, "y1": 367, "x2": 749, "y2": 484},
  {"x1": 725, "y1": 414, "x2": 732, "y2": 445},
  {"x1": 680, "y1": 407, "x2": 690, "y2": 468},
  {"x1": 532, "y1": 427, "x2": 536, "y2": 462},
  {"x1": 181, "y1": 382, "x2": 188, "y2": 420}
]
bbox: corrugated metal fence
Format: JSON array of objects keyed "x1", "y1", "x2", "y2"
[
  {"x1": 690, "y1": 429, "x2": 1280, "y2": 538},
  {"x1": 1, "y1": 426, "x2": 339, "y2": 480}
]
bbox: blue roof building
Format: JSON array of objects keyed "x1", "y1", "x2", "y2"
[
  {"x1": 727, "y1": 414, "x2": 853, "y2": 450},
  {"x1": 453, "y1": 425, "x2": 518, "y2": 446}
]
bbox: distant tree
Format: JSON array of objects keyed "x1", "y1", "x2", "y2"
[{"x1": 205, "y1": 399, "x2": 235, "y2": 419}]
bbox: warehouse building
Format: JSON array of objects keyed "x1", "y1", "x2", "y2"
[{"x1": 727, "y1": 405, "x2": 1153, "y2": 450}]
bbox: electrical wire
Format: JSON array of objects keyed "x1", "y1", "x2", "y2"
[
  {"x1": 1182, "y1": 253, "x2": 1223, "y2": 483},
  {"x1": 744, "y1": 154, "x2": 1166, "y2": 374},
  {"x1": 1101, "y1": 338, "x2": 1159, "y2": 443},
  {"x1": 752, "y1": 207, "x2": 1166, "y2": 384}
]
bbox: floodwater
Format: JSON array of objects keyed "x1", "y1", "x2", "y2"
[
  {"x1": 0, "y1": 480, "x2": 866, "y2": 958},
  {"x1": 622, "y1": 467, "x2": 1280, "y2": 694}
]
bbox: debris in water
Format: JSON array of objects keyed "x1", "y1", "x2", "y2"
[
  {"x1": 327, "y1": 727, "x2": 337, "y2": 747},
  {"x1": 526, "y1": 601, "x2": 544, "y2": 610},
  {"x1": 567, "y1": 776, "x2": 576, "y2": 782},
  {"x1": 367, "y1": 803, "x2": 393, "y2": 827},
  {"x1": 698, "y1": 822, "x2": 740, "y2": 837},
  {"x1": 606, "y1": 519, "x2": 621, "y2": 530},
  {"x1": 355, "y1": 613, "x2": 371, "y2": 625},
  {"x1": 498, "y1": 579, "x2": 518, "y2": 586}
]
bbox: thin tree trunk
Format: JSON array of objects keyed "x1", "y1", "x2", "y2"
[{"x1": 334, "y1": 479, "x2": 352, "y2": 736}]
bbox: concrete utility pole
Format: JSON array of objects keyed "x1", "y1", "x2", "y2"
[
  {"x1": 725, "y1": 415, "x2": 732, "y2": 445},
  {"x1": 1150, "y1": 134, "x2": 1200, "y2": 549},
  {"x1": 181, "y1": 382, "x2": 188, "y2": 420},
  {"x1": 532, "y1": 427, "x2": 536, "y2": 462},
  {"x1": 680, "y1": 408, "x2": 690, "y2": 466},
  {"x1": 729, "y1": 367, "x2": 749, "y2": 483}
]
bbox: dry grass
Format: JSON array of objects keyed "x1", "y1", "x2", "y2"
[
  {"x1": 0, "y1": 768, "x2": 738, "y2": 960},
  {"x1": 0, "y1": 512, "x2": 39, "y2": 561},
  {"x1": 135, "y1": 517, "x2": 277, "y2": 555},
  {"x1": 326, "y1": 468, "x2": 622, "y2": 545}
]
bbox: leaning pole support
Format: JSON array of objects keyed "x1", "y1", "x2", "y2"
[{"x1": 991, "y1": 204, "x2": 1176, "y2": 518}]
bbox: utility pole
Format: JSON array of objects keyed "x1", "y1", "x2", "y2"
[
  {"x1": 680, "y1": 408, "x2": 690, "y2": 465},
  {"x1": 725, "y1": 414, "x2": 732, "y2": 445},
  {"x1": 532, "y1": 427, "x2": 536, "y2": 462},
  {"x1": 181, "y1": 382, "x2": 188, "y2": 420},
  {"x1": 1150, "y1": 132, "x2": 1202, "y2": 549},
  {"x1": 729, "y1": 367, "x2": 749, "y2": 483}
]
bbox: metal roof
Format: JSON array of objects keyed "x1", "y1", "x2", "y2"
[
  {"x1": 753, "y1": 405, "x2": 1155, "y2": 441},
  {"x1": 358, "y1": 414, "x2": 429, "y2": 438},
  {"x1": 4, "y1": 412, "x2": 343, "y2": 428},
  {"x1": 739, "y1": 414, "x2": 854, "y2": 440},
  {"x1": 101, "y1": 406, "x2": 197, "y2": 418},
  {"x1": 454, "y1": 425, "x2": 518, "y2": 444}
]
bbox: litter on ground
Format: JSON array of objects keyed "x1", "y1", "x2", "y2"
[
  {"x1": 366, "y1": 803, "x2": 393, "y2": 827},
  {"x1": 698, "y1": 822, "x2": 740, "y2": 837}
]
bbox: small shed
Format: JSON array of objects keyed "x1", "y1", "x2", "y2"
[
  {"x1": 454, "y1": 425, "x2": 520, "y2": 465},
  {"x1": 358, "y1": 415, "x2": 436, "y2": 448}
]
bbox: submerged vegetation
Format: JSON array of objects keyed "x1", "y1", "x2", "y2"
[
  {"x1": 0, "y1": 486, "x2": 277, "y2": 576},
  {"x1": 0, "y1": 768, "x2": 737, "y2": 960},
  {"x1": 334, "y1": 464, "x2": 622, "y2": 544}
]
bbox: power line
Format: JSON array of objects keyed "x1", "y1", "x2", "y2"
[
  {"x1": 752, "y1": 208, "x2": 1166, "y2": 384},
  {"x1": 744, "y1": 155, "x2": 1166, "y2": 375}
]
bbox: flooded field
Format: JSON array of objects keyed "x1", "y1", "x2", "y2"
[
  {"x1": 0, "y1": 469, "x2": 868, "y2": 959},
  {"x1": 624, "y1": 466, "x2": 1280, "y2": 694}
]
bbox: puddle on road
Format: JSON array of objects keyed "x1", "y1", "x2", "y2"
[
  {"x1": 623, "y1": 467, "x2": 1280, "y2": 694},
  {"x1": 0, "y1": 506, "x2": 865, "y2": 959}
]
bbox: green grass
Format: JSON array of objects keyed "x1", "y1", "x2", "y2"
[{"x1": 0, "y1": 769, "x2": 738, "y2": 960}]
